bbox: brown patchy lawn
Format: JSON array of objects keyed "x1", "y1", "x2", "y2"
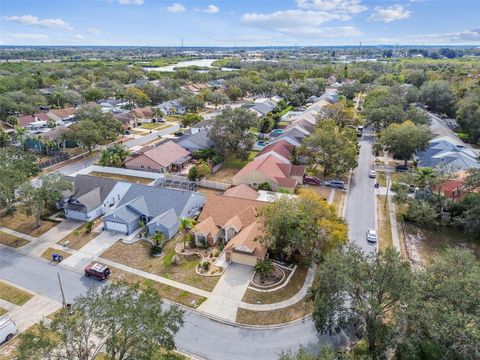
[
  {"x1": 236, "y1": 298, "x2": 314, "y2": 325},
  {"x1": 0, "y1": 307, "x2": 7, "y2": 316},
  {"x1": 307, "y1": 186, "x2": 332, "y2": 200},
  {"x1": 0, "y1": 231, "x2": 30, "y2": 248},
  {"x1": 108, "y1": 266, "x2": 206, "y2": 308},
  {"x1": 377, "y1": 196, "x2": 393, "y2": 252},
  {"x1": 0, "y1": 281, "x2": 33, "y2": 306},
  {"x1": 0, "y1": 213, "x2": 58, "y2": 237},
  {"x1": 41, "y1": 247, "x2": 71, "y2": 263},
  {"x1": 101, "y1": 237, "x2": 219, "y2": 292},
  {"x1": 242, "y1": 266, "x2": 308, "y2": 304},
  {"x1": 196, "y1": 186, "x2": 223, "y2": 197},
  {"x1": 332, "y1": 190, "x2": 345, "y2": 216},
  {"x1": 206, "y1": 167, "x2": 239, "y2": 183},
  {"x1": 88, "y1": 171, "x2": 153, "y2": 185},
  {"x1": 57, "y1": 221, "x2": 100, "y2": 250}
]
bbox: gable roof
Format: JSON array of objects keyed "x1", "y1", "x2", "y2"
[
  {"x1": 176, "y1": 131, "x2": 213, "y2": 150},
  {"x1": 67, "y1": 175, "x2": 117, "y2": 212},
  {"x1": 50, "y1": 107, "x2": 76, "y2": 119},
  {"x1": 257, "y1": 140, "x2": 294, "y2": 161},
  {"x1": 224, "y1": 221, "x2": 266, "y2": 259},
  {"x1": 127, "y1": 141, "x2": 191, "y2": 168},
  {"x1": 223, "y1": 184, "x2": 259, "y2": 200},
  {"x1": 130, "y1": 108, "x2": 154, "y2": 119},
  {"x1": 18, "y1": 113, "x2": 50, "y2": 127}
]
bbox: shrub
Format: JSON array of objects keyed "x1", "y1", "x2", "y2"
[
  {"x1": 150, "y1": 243, "x2": 162, "y2": 256},
  {"x1": 200, "y1": 261, "x2": 210, "y2": 271},
  {"x1": 258, "y1": 182, "x2": 272, "y2": 191}
]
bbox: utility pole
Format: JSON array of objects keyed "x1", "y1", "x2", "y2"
[
  {"x1": 57, "y1": 272, "x2": 66, "y2": 308},
  {"x1": 384, "y1": 175, "x2": 390, "y2": 208}
]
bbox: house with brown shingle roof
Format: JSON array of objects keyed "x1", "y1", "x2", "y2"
[
  {"x1": 47, "y1": 107, "x2": 77, "y2": 122},
  {"x1": 129, "y1": 107, "x2": 155, "y2": 123},
  {"x1": 17, "y1": 112, "x2": 50, "y2": 128},
  {"x1": 192, "y1": 194, "x2": 267, "y2": 266},
  {"x1": 256, "y1": 139, "x2": 293, "y2": 164},
  {"x1": 233, "y1": 154, "x2": 305, "y2": 191},
  {"x1": 223, "y1": 184, "x2": 259, "y2": 200},
  {"x1": 124, "y1": 140, "x2": 191, "y2": 173}
]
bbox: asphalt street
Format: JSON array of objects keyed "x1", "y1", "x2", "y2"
[
  {"x1": 345, "y1": 128, "x2": 377, "y2": 253},
  {"x1": 0, "y1": 246, "x2": 345, "y2": 360}
]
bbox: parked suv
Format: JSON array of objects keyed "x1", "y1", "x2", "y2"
[
  {"x1": 84, "y1": 262, "x2": 111, "y2": 281},
  {"x1": 303, "y1": 175, "x2": 322, "y2": 186},
  {"x1": 0, "y1": 317, "x2": 17, "y2": 344}
]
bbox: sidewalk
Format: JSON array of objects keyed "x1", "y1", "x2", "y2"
[{"x1": 8, "y1": 295, "x2": 61, "y2": 331}]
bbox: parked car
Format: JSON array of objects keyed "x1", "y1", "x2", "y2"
[
  {"x1": 324, "y1": 180, "x2": 345, "y2": 189},
  {"x1": 395, "y1": 164, "x2": 409, "y2": 172},
  {"x1": 0, "y1": 317, "x2": 17, "y2": 343},
  {"x1": 366, "y1": 229, "x2": 378, "y2": 243},
  {"x1": 84, "y1": 262, "x2": 111, "y2": 281},
  {"x1": 369, "y1": 170, "x2": 376, "y2": 178},
  {"x1": 303, "y1": 175, "x2": 322, "y2": 186}
]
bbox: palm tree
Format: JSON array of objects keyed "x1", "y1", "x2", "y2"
[
  {"x1": 152, "y1": 108, "x2": 164, "y2": 122},
  {"x1": 179, "y1": 217, "x2": 197, "y2": 250},
  {"x1": 413, "y1": 167, "x2": 436, "y2": 190},
  {"x1": 254, "y1": 259, "x2": 274, "y2": 280},
  {"x1": 150, "y1": 231, "x2": 165, "y2": 256}
]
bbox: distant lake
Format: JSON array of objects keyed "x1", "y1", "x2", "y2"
[{"x1": 144, "y1": 59, "x2": 234, "y2": 72}]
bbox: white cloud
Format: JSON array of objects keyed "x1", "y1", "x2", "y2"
[
  {"x1": 87, "y1": 27, "x2": 102, "y2": 35},
  {"x1": 7, "y1": 33, "x2": 49, "y2": 40},
  {"x1": 117, "y1": 0, "x2": 144, "y2": 5},
  {"x1": 296, "y1": 0, "x2": 367, "y2": 14},
  {"x1": 70, "y1": 34, "x2": 85, "y2": 40},
  {"x1": 203, "y1": 5, "x2": 220, "y2": 14},
  {"x1": 368, "y1": 5, "x2": 411, "y2": 23},
  {"x1": 166, "y1": 3, "x2": 186, "y2": 13},
  {"x1": 2, "y1": 15, "x2": 73, "y2": 31},
  {"x1": 411, "y1": 28, "x2": 480, "y2": 43}
]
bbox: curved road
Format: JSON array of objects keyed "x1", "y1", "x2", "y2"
[{"x1": 0, "y1": 246, "x2": 345, "y2": 360}]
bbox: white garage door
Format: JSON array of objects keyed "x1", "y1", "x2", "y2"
[
  {"x1": 231, "y1": 252, "x2": 257, "y2": 267},
  {"x1": 104, "y1": 220, "x2": 128, "y2": 234}
]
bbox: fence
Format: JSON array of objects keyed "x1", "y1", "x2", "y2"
[
  {"x1": 38, "y1": 152, "x2": 70, "y2": 169},
  {"x1": 196, "y1": 179, "x2": 231, "y2": 191}
]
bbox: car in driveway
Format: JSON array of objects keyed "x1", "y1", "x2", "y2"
[
  {"x1": 84, "y1": 262, "x2": 111, "y2": 281},
  {"x1": 369, "y1": 170, "x2": 376, "y2": 178},
  {"x1": 324, "y1": 180, "x2": 345, "y2": 190},
  {"x1": 366, "y1": 229, "x2": 377, "y2": 243},
  {"x1": 395, "y1": 165, "x2": 409, "y2": 172},
  {"x1": 0, "y1": 316, "x2": 17, "y2": 344},
  {"x1": 303, "y1": 175, "x2": 322, "y2": 186}
]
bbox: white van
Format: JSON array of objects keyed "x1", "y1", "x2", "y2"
[{"x1": 0, "y1": 316, "x2": 17, "y2": 343}]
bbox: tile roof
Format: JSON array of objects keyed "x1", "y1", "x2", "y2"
[
  {"x1": 223, "y1": 184, "x2": 259, "y2": 200},
  {"x1": 257, "y1": 140, "x2": 293, "y2": 161},
  {"x1": 18, "y1": 113, "x2": 50, "y2": 127},
  {"x1": 224, "y1": 221, "x2": 266, "y2": 259},
  {"x1": 193, "y1": 216, "x2": 218, "y2": 236},
  {"x1": 128, "y1": 141, "x2": 191, "y2": 168}
]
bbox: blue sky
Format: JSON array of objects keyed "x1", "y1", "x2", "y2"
[{"x1": 1, "y1": 0, "x2": 479, "y2": 46}]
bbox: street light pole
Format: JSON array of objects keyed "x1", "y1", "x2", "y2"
[
  {"x1": 384, "y1": 175, "x2": 390, "y2": 208},
  {"x1": 57, "y1": 272, "x2": 66, "y2": 308}
]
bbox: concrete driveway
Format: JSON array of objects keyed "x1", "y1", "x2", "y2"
[{"x1": 198, "y1": 263, "x2": 254, "y2": 321}]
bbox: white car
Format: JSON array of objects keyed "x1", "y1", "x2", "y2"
[
  {"x1": 369, "y1": 170, "x2": 376, "y2": 178},
  {"x1": 366, "y1": 229, "x2": 378, "y2": 243},
  {"x1": 0, "y1": 316, "x2": 17, "y2": 343}
]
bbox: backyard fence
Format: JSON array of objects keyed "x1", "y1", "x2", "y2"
[{"x1": 196, "y1": 179, "x2": 231, "y2": 191}]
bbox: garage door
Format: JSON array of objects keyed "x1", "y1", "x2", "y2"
[
  {"x1": 231, "y1": 252, "x2": 257, "y2": 267},
  {"x1": 104, "y1": 220, "x2": 128, "y2": 234}
]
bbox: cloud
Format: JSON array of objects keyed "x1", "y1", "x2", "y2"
[
  {"x1": 296, "y1": 0, "x2": 367, "y2": 14},
  {"x1": 203, "y1": 5, "x2": 220, "y2": 14},
  {"x1": 242, "y1": 9, "x2": 351, "y2": 36},
  {"x1": 166, "y1": 3, "x2": 186, "y2": 13},
  {"x1": 412, "y1": 28, "x2": 480, "y2": 43},
  {"x1": 368, "y1": 5, "x2": 411, "y2": 23},
  {"x1": 2, "y1": 15, "x2": 73, "y2": 30},
  {"x1": 70, "y1": 34, "x2": 85, "y2": 40},
  {"x1": 87, "y1": 27, "x2": 102, "y2": 35},
  {"x1": 117, "y1": 0, "x2": 144, "y2": 4},
  {"x1": 7, "y1": 33, "x2": 49, "y2": 40}
]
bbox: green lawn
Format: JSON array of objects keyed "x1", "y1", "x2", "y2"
[{"x1": 0, "y1": 281, "x2": 33, "y2": 306}]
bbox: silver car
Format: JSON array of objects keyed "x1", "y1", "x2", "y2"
[
  {"x1": 369, "y1": 170, "x2": 376, "y2": 178},
  {"x1": 366, "y1": 229, "x2": 377, "y2": 243}
]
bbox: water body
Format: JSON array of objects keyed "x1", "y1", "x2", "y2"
[{"x1": 144, "y1": 58, "x2": 234, "y2": 72}]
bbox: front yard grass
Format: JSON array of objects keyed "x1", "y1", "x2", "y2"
[
  {"x1": 101, "y1": 237, "x2": 219, "y2": 292},
  {"x1": 377, "y1": 196, "x2": 393, "y2": 252},
  {"x1": 332, "y1": 190, "x2": 345, "y2": 217},
  {"x1": 0, "y1": 213, "x2": 58, "y2": 237},
  {"x1": 0, "y1": 231, "x2": 30, "y2": 248},
  {"x1": 57, "y1": 221, "x2": 100, "y2": 250},
  {"x1": 377, "y1": 172, "x2": 387, "y2": 187},
  {"x1": 0, "y1": 307, "x2": 7, "y2": 316},
  {"x1": 88, "y1": 171, "x2": 153, "y2": 185},
  {"x1": 108, "y1": 266, "x2": 206, "y2": 308},
  {"x1": 140, "y1": 123, "x2": 172, "y2": 131},
  {"x1": 40, "y1": 247, "x2": 71, "y2": 263},
  {"x1": 241, "y1": 266, "x2": 308, "y2": 304},
  {"x1": 302, "y1": 185, "x2": 331, "y2": 200},
  {"x1": 0, "y1": 281, "x2": 33, "y2": 306},
  {"x1": 236, "y1": 298, "x2": 313, "y2": 325}
]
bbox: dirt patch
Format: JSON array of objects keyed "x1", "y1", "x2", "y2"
[
  {"x1": 0, "y1": 213, "x2": 58, "y2": 237},
  {"x1": 101, "y1": 238, "x2": 219, "y2": 292},
  {"x1": 206, "y1": 167, "x2": 238, "y2": 183},
  {"x1": 0, "y1": 231, "x2": 30, "y2": 248},
  {"x1": 242, "y1": 266, "x2": 308, "y2": 305},
  {"x1": 251, "y1": 266, "x2": 285, "y2": 287},
  {"x1": 237, "y1": 298, "x2": 313, "y2": 325},
  {"x1": 196, "y1": 186, "x2": 224, "y2": 197},
  {"x1": 108, "y1": 266, "x2": 206, "y2": 308},
  {"x1": 87, "y1": 171, "x2": 153, "y2": 185}
]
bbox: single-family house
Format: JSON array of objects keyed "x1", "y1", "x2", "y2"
[
  {"x1": 223, "y1": 184, "x2": 259, "y2": 200},
  {"x1": 249, "y1": 101, "x2": 276, "y2": 118},
  {"x1": 156, "y1": 100, "x2": 185, "y2": 116},
  {"x1": 47, "y1": 107, "x2": 77, "y2": 123},
  {"x1": 233, "y1": 154, "x2": 305, "y2": 191},
  {"x1": 129, "y1": 108, "x2": 155, "y2": 124},
  {"x1": 114, "y1": 112, "x2": 136, "y2": 130},
  {"x1": 125, "y1": 140, "x2": 191, "y2": 173},
  {"x1": 175, "y1": 131, "x2": 213, "y2": 152},
  {"x1": 17, "y1": 112, "x2": 50, "y2": 128},
  {"x1": 256, "y1": 140, "x2": 293, "y2": 164},
  {"x1": 192, "y1": 194, "x2": 267, "y2": 266},
  {"x1": 190, "y1": 119, "x2": 212, "y2": 134},
  {"x1": 269, "y1": 126, "x2": 310, "y2": 146},
  {"x1": 103, "y1": 184, "x2": 205, "y2": 238}
]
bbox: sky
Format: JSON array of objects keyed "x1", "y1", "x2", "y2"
[{"x1": 1, "y1": 0, "x2": 479, "y2": 47}]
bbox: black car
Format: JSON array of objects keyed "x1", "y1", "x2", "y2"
[{"x1": 395, "y1": 165, "x2": 409, "y2": 172}]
